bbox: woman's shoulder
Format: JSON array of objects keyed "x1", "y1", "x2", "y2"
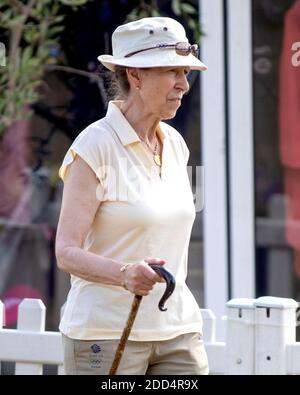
[
  {"x1": 75, "y1": 118, "x2": 115, "y2": 146},
  {"x1": 59, "y1": 119, "x2": 114, "y2": 181},
  {"x1": 160, "y1": 121, "x2": 187, "y2": 147},
  {"x1": 160, "y1": 121, "x2": 189, "y2": 163},
  {"x1": 160, "y1": 121, "x2": 180, "y2": 137}
]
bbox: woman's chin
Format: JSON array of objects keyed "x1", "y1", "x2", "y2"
[{"x1": 161, "y1": 110, "x2": 178, "y2": 120}]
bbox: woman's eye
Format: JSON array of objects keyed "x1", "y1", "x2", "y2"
[{"x1": 166, "y1": 68, "x2": 190, "y2": 76}]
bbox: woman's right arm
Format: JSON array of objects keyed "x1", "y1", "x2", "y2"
[{"x1": 55, "y1": 155, "x2": 164, "y2": 295}]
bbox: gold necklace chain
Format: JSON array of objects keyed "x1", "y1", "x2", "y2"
[{"x1": 140, "y1": 136, "x2": 162, "y2": 167}]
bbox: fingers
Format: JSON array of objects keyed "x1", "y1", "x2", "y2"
[
  {"x1": 144, "y1": 258, "x2": 166, "y2": 266},
  {"x1": 123, "y1": 277, "x2": 153, "y2": 296},
  {"x1": 135, "y1": 284, "x2": 154, "y2": 297},
  {"x1": 122, "y1": 258, "x2": 167, "y2": 295},
  {"x1": 143, "y1": 258, "x2": 166, "y2": 283}
]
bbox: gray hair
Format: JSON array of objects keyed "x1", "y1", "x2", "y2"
[{"x1": 105, "y1": 65, "x2": 130, "y2": 100}]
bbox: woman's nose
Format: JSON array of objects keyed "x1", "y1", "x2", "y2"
[{"x1": 177, "y1": 73, "x2": 190, "y2": 93}]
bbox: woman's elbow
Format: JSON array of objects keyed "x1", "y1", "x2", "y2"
[{"x1": 55, "y1": 244, "x2": 70, "y2": 272}]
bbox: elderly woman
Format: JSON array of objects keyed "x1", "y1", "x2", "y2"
[{"x1": 56, "y1": 16, "x2": 208, "y2": 375}]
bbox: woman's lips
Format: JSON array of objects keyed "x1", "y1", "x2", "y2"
[{"x1": 168, "y1": 98, "x2": 182, "y2": 102}]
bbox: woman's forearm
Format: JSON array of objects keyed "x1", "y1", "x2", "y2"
[{"x1": 56, "y1": 246, "x2": 124, "y2": 286}]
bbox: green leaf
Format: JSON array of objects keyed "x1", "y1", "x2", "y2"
[
  {"x1": 58, "y1": 0, "x2": 89, "y2": 6},
  {"x1": 187, "y1": 18, "x2": 197, "y2": 30},
  {"x1": 24, "y1": 27, "x2": 40, "y2": 44},
  {"x1": 48, "y1": 25, "x2": 65, "y2": 36},
  {"x1": 0, "y1": 8, "x2": 14, "y2": 25},
  {"x1": 126, "y1": 9, "x2": 138, "y2": 22},
  {"x1": 150, "y1": 9, "x2": 161, "y2": 17},
  {"x1": 7, "y1": 14, "x2": 27, "y2": 28},
  {"x1": 28, "y1": 58, "x2": 41, "y2": 68},
  {"x1": 171, "y1": 0, "x2": 181, "y2": 16},
  {"x1": 53, "y1": 15, "x2": 65, "y2": 23},
  {"x1": 21, "y1": 46, "x2": 33, "y2": 65},
  {"x1": 181, "y1": 3, "x2": 197, "y2": 15},
  {"x1": 51, "y1": 2, "x2": 60, "y2": 15},
  {"x1": 137, "y1": 10, "x2": 151, "y2": 19},
  {"x1": 45, "y1": 38, "x2": 58, "y2": 45},
  {"x1": 39, "y1": 20, "x2": 49, "y2": 37}
]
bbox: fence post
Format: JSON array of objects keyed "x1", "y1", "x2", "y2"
[
  {"x1": 15, "y1": 298, "x2": 46, "y2": 375},
  {"x1": 201, "y1": 308, "x2": 227, "y2": 374},
  {"x1": 225, "y1": 298, "x2": 256, "y2": 374},
  {"x1": 254, "y1": 296, "x2": 298, "y2": 375},
  {"x1": 201, "y1": 308, "x2": 216, "y2": 343}
]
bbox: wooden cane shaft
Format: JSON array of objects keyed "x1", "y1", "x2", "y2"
[{"x1": 109, "y1": 294, "x2": 143, "y2": 375}]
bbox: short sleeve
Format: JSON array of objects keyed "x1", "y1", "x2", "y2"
[
  {"x1": 160, "y1": 121, "x2": 190, "y2": 165},
  {"x1": 177, "y1": 133, "x2": 190, "y2": 165},
  {"x1": 59, "y1": 126, "x2": 104, "y2": 182},
  {"x1": 182, "y1": 138, "x2": 190, "y2": 165}
]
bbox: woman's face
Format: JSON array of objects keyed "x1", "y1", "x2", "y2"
[{"x1": 137, "y1": 66, "x2": 190, "y2": 120}]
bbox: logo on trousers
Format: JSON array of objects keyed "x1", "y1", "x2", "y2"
[{"x1": 91, "y1": 343, "x2": 101, "y2": 353}]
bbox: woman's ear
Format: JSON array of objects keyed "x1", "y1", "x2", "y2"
[{"x1": 126, "y1": 68, "x2": 141, "y2": 90}]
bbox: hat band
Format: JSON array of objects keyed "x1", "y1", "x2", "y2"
[{"x1": 124, "y1": 42, "x2": 199, "y2": 58}]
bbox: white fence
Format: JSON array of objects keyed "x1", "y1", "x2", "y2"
[
  {"x1": 0, "y1": 299, "x2": 63, "y2": 375},
  {"x1": 1, "y1": 296, "x2": 300, "y2": 375}
]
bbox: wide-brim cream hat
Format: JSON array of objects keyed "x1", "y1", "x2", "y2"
[{"x1": 98, "y1": 17, "x2": 207, "y2": 72}]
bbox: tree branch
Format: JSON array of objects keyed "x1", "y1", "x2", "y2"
[
  {"x1": 8, "y1": 0, "x2": 37, "y2": 115},
  {"x1": 8, "y1": 0, "x2": 26, "y2": 14},
  {"x1": 45, "y1": 64, "x2": 108, "y2": 104},
  {"x1": 45, "y1": 64, "x2": 97, "y2": 79}
]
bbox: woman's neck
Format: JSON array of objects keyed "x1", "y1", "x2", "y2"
[{"x1": 120, "y1": 98, "x2": 160, "y2": 143}]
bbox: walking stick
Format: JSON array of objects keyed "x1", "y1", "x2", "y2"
[{"x1": 109, "y1": 264, "x2": 176, "y2": 375}]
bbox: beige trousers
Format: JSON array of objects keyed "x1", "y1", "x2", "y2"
[{"x1": 62, "y1": 332, "x2": 209, "y2": 375}]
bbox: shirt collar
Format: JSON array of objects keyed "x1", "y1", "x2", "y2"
[{"x1": 105, "y1": 100, "x2": 167, "y2": 146}]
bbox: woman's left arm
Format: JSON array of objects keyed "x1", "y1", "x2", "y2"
[{"x1": 55, "y1": 155, "x2": 126, "y2": 285}]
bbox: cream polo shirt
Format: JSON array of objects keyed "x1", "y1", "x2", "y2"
[{"x1": 59, "y1": 100, "x2": 203, "y2": 341}]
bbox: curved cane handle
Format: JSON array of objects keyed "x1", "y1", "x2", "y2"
[{"x1": 149, "y1": 264, "x2": 176, "y2": 311}]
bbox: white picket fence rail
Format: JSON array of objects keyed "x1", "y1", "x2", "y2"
[{"x1": 1, "y1": 296, "x2": 300, "y2": 375}]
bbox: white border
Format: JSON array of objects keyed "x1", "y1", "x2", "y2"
[
  {"x1": 227, "y1": 0, "x2": 255, "y2": 298},
  {"x1": 200, "y1": 0, "x2": 228, "y2": 339}
]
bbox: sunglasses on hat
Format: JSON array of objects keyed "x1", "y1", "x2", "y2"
[{"x1": 125, "y1": 42, "x2": 199, "y2": 58}]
